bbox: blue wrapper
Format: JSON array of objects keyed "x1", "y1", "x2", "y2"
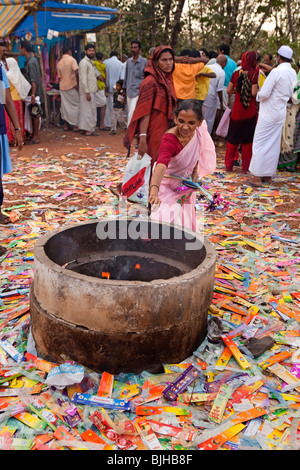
[{"x1": 71, "y1": 392, "x2": 131, "y2": 411}]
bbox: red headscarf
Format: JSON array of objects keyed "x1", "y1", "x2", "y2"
[
  {"x1": 143, "y1": 45, "x2": 176, "y2": 120},
  {"x1": 241, "y1": 50, "x2": 258, "y2": 80},
  {"x1": 124, "y1": 45, "x2": 177, "y2": 151}
]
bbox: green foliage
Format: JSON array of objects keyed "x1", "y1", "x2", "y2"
[{"x1": 89, "y1": 0, "x2": 299, "y2": 61}]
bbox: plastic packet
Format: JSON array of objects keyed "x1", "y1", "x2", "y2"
[{"x1": 45, "y1": 363, "x2": 84, "y2": 389}]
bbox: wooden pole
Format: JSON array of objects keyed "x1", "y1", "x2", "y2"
[
  {"x1": 33, "y1": 10, "x2": 50, "y2": 127},
  {"x1": 118, "y1": 12, "x2": 123, "y2": 59}
]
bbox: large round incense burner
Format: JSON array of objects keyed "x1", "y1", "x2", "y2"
[{"x1": 30, "y1": 218, "x2": 216, "y2": 373}]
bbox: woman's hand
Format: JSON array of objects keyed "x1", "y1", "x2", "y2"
[
  {"x1": 138, "y1": 135, "x2": 148, "y2": 156},
  {"x1": 14, "y1": 130, "x2": 23, "y2": 151},
  {"x1": 148, "y1": 186, "x2": 161, "y2": 210}
]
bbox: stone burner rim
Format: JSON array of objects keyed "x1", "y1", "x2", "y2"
[{"x1": 33, "y1": 218, "x2": 216, "y2": 286}]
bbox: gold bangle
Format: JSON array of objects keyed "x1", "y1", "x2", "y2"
[{"x1": 150, "y1": 184, "x2": 159, "y2": 190}]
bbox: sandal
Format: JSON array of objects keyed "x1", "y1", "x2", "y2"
[
  {"x1": 244, "y1": 179, "x2": 261, "y2": 188},
  {"x1": 85, "y1": 131, "x2": 100, "y2": 136},
  {"x1": 26, "y1": 139, "x2": 39, "y2": 145},
  {"x1": 99, "y1": 127, "x2": 110, "y2": 131}
]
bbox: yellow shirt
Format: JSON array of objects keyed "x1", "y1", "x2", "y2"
[
  {"x1": 195, "y1": 65, "x2": 214, "y2": 101},
  {"x1": 94, "y1": 60, "x2": 106, "y2": 90},
  {"x1": 173, "y1": 62, "x2": 204, "y2": 99}
]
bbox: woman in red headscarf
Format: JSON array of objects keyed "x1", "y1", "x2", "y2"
[
  {"x1": 225, "y1": 50, "x2": 259, "y2": 173},
  {"x1": 124, "y1": 45, "x2": 177, "y2": 166}
]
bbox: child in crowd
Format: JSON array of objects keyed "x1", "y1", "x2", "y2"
[{"x1": 110, "y1": 79, "x2": 126, "y2": 135}]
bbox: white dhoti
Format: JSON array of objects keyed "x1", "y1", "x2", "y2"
[
  {"x1": 217, "y1": 87, "x2": 228, "y2": 110},
  {"x1": 79, "y1": 92, "x2": 97, "y2": 132},
  {"x1": 60, "y1": 88, "x2": 80, "y2": 126},
  {"x1": 249, "y1": 115, "x2": 285, "y2": 177},
  {"x1": 202, "y1": 104, "x2": 217, "y2": 135},
  {"x1": 24, "y1": 96, "x2": 41, "y2": 134},
  {"x1": 95, "y1": 89, "x2": 106, "y2": 108},
  {"x1": 126, "y1": 96, "x2": 139, "y2": 126},
  {"x1": 104, "y1": 91, "x2": 113, "y2": 127}
]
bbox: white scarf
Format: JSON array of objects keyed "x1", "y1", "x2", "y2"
[{"x1": 5, "y1": 57, "x2": 31, "y2": 100}]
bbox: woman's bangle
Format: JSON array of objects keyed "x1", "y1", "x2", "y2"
[
  {"x1": 139, "y1": 133, "x2": 147, "y2": 137},
  {"x1": 150, "y1": 184, "x2": 159, "y2": 191}
]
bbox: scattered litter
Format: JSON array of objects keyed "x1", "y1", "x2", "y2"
[{"x1": 0, "y1": 135, "x2": 299, "y2": 451}]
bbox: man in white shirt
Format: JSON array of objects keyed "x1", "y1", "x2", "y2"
[
  {"x1": 249, "y1": 45, "x2": 297, "y2": 185},
  {"x1": 103, "y1": 51, "x2": 123, "y2": 129},
  {"x1": 78, "y1": 43, "x2": 98, "y2": 136},
  {"x1": 202, "y1": 55, "x2": 227, "y2": 134}
]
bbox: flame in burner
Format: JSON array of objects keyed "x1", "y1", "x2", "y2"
[
  {"x1": 102, "y1": 272, "x2": 110, "y2": 279},
  {"x1": 135, "y1": 264, "x2": 141, "y2": 269}
]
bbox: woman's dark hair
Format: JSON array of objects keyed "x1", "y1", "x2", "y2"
[
  {"x1": 96, "y1": 52, "x2": 103, "y2": 60},
  {"x1": 175, "y1": 99, "x2": 203, "y2": 121}
]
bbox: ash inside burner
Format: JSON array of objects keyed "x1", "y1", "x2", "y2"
[{"x1": 66, "y1": 254, "x2": 186, "y2": 281}]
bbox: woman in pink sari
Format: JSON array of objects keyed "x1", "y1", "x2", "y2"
[{"x1": 149, "y1": 99, "x2": 216, "y2": 231}]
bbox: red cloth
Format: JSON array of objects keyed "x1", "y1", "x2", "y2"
[
  {"x1": 227, "y1": 50, "x2": 258, "y2": 146},
  {"x1": 230, "y1": 71, "x2": 258, "y2": 121},
  {"x1": 156, "y1": 133, "x2": 183, "y2": 167},
  {"x1": 5, "y1": 100, "x2": 25, "y2": 144},
  {"x1": 124, "y1": 46, "x2": 177, "y2": 165},
  {"x1": 225, "y1": 141, "x2": 253, "y2": 172}
]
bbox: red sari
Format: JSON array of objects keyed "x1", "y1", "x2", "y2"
[{"x1": 124, "y1": 46, "x2": 177, "y2": 166}]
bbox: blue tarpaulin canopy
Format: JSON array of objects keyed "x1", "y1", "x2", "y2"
[{"x1": 1, "y1": 0, "x2": 118, "y2": 38}]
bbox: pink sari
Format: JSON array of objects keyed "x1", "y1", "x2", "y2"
[{"x1": 151, "y1": 120, "x2": 216, "y2": 231}]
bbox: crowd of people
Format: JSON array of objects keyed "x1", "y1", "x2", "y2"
[{"x1": 0, "y1": 37, "x2": 299, "y2": 232}]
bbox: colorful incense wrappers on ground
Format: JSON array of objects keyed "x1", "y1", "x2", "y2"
[
  {"x1": 1, "y1": 138, "x2": 300, "y2": 451},
  {"x1": 221, "y1": 335, "x2": 252, "y2": 370},
  {"x1": 72, "y1": 393, "x2": 131, "y2": 411},
  {"x1": 163, "y1": 364, "x2": 201, "y2": 401}
]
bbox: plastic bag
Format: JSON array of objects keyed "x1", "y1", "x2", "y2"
[
  {"x1": 45, "y1": 363, "x2": 85, "y2": 389},
  {"x1": 216, "y1": 106, "x2": 231, "y2": 138},
  {"x1": 121, "y1": 152, "x2": 151, "y2": 206},
  {"x1": 292, "y1": 81, "x2": 300, "y2": 104}
]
